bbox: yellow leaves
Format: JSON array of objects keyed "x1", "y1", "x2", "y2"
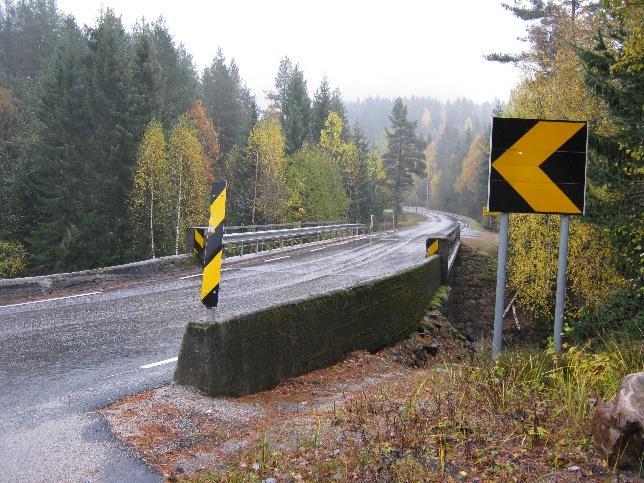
[
  {"x1": 246, "y1": 112, "x2": 287, "y2": 222},
  {"x1": 319, "y1": 112, "x2": 360, "y2": 195},
  {"x1": 0, "y1": 240, "x2": 28, "y2": 278},
  {"x1": 454, "y1": 133, "x2": 485, "y2": 195},
  {"x1": 507, "y1": 214, "x2": 627, "y2": 320},
  {"x1": 186, "y1": 100, "x2": 220, "y2": 183},
  {"x1": 247, "y1": 112, "x2": 286, "y2": 179},
  {"x1": 128, "y1": 120, "x2": 173, "y2": 257},
  {"x1": 168, "y1": 116, "x2": 210, "y2": 229}
]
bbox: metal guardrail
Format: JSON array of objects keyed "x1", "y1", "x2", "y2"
[
  {"x1": 224, "y1": 221, "x2": 346, "y2": 234},
  {"x1": 186, "y1": 223, "x2": 367, "y2": 259}
]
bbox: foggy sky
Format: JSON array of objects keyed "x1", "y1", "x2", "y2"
[{"x1": 56, "y1": 0, "x2": 527, "y2": 107}]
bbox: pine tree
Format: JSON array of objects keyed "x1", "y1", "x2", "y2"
[
  {"x1": 329, "y1": 87, "x2": 350, "y2": 139},
  {"x1": 128, "y1": 120, "x2": 172, "y2": 259},
  {"x1": 266, "y1": 56, "x2": 292, "y2": 109},
  {"x1": 309, "y1": 76, "x2": 331, "y2": 143},
  {"x1": 0, "y1": 0, "x2": 62, "y2": 86},
  {"x1": 130, "y1": 18, "x2": 198, "y2": 136},
  {"x1": 382, "y1": 98, "x2": 426, "y2": 221},
  {"x1": 575, "y1": 1, "x2": 643, "y2": 281},
  {"x1": 350, "y1": 124, "x2": 381, "y2": 223},
  {"x1": 150, "y1": 19, "x2": 197, "y2": 126}
]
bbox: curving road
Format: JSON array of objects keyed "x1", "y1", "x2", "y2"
[{"x1": 0, "y1": 210, "x2": 455, "y2": 482}]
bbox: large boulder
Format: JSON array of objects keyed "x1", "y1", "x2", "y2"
[{"x1": 592, "y1": 372, "x2": 643, "y2": 472}]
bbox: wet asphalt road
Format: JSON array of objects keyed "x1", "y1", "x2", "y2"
[{"x1": 0, "y1": 210, "x2": 455, "y2": 482}]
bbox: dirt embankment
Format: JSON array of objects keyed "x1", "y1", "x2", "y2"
[{"x1": 102, "y1": 305, "x2": 472, "y2": 480}]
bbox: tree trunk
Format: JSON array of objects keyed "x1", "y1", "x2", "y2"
[
  {"x1": 150, "y1": 178, "x2": 155, "y2": 258},
  {"x1": 251, "y1": 151, "x2": 259, "y2": 224},
  {"x1": 174, "y1": 171, "x2": 182, "y2": 255}
]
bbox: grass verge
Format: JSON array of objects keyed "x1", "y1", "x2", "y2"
[{"x1": 186, "y1": 337, "x2": 641, "y2": 482}]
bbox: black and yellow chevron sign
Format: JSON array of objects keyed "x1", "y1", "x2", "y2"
[
  {"x1": 201, "y1": 181, "x2": 227, "y2": 308},
  {"x1": 488, "y1": 118, "x2": 587, "y2": 214},
  {"x1": 426, "y1": 238, "x2": 439, "y2": 257},
  {"x1": 193, "y1": 227, "x2": 205, "y2": 262}
]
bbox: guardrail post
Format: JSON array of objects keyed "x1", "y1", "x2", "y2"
[{"x1": 240, "y1": 242, "x2": 244, "y2": 256}]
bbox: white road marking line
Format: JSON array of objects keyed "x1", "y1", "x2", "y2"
[
  {"x1": 179, "y1": 268, "x2": 234, "y2": 280},
  {"x1": 140, "y1": 357, "x2": 178, "y2": 369},
  {"x1": 264, "y1": 255, "x2": 290, "y2": 262},
  {"x1": 102, "y1": 369, "x2": 139, "y2": 379},
  {"x1": 179, "y1": 273, "x2": 201, "y2": 280},
  {"x1": 309, "y1": 247, "x2": 326, "y2": 252},
  {"x1": 1, "y1": 291, "x2": 103, "y2": 308}
]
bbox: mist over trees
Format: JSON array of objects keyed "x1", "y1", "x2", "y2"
[{"x1": 347, "y1": 96, "x2": 494, "y2": 219}]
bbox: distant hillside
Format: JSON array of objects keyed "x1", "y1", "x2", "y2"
[{"x1": 346, "y1": 96, "x2": 494, "y2": 147}]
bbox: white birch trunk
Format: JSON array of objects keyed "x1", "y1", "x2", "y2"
[
  {"x1": 150, "y1": 177, "x2": 155, "y2": 258},
  {"x1": 174, "y1": 171, "x2": 182, "y2": 255}
]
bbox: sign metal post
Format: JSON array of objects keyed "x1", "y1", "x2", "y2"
[
  {"x1": 492, "y1": 212, "x2": 509, "y2": 360},
  {"x1": 553, "y1": 215, "x2": 570, "y2": 352}
]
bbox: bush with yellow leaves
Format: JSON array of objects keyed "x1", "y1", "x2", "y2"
[{"x1": 507, "y1": 214, "x2": 627, "y2": 322}]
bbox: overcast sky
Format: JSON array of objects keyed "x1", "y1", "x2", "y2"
[{"x1": 56, "y1": 0, "x2": 526, "y2": 107}]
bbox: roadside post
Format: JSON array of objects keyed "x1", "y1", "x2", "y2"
[
  {"x1": 488, "y1": 118, "x2": 587, "y2": 359},
  {"x1": 201, "y1": 180, "x2": 227, "y2": 322}
]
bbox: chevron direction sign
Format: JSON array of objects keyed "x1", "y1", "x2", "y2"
[
  {"x1": 201, "y1": 181, "x2": 227, "y2": 308},
  {"x1": 488, "y1": 118, "x2": 587, "y2": 214}
]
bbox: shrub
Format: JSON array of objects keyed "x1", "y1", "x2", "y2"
[{"x1": 0, "y1": 240, "x2": 28, "y2": 278}]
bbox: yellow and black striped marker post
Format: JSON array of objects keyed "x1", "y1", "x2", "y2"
[
  {"x1": 426, "y1": 238, "x2": 439, "y2": 257},
  {"x1": 201, "y1": 181, "x2": 227, "y2": 310},
  {"x1": 193, "y1": 227, "x2": 205, "y2": 264}
]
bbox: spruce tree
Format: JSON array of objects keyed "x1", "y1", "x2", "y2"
[
  {"x1": 28, "y1": 17, "x2": 91, "y2": 271},
  {"x1": 281, "y1": 65, "x2": 310, "y2": 154},
  {"x1": 382, "y1": 98, "x2": 426, "y2": 222},
  {"x1": 202, "y1": 49, "x2": 257, "y2": 154},
  {"x1": 309, "y1": 76, "x2": 331, "y2": 143},
  {"x1": 84, "y1": 9, "x2": 137, "y2": 266}
]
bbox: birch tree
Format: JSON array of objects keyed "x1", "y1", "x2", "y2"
[
  {"x1": 246, "y1": 111, "x2": 287, "y2": 224},
  {"x1": 128, "y1": 120, "x2": 172, "y2": 258},
  {"x1": 168, "y1": 116, "x2": 210, "y2": 254}
]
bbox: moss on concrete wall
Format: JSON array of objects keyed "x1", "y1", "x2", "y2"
[{"x1": 175, "y1": 256, "x2": 442, "y2": 397}]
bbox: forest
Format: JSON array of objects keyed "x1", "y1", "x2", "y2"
[{"x1": 0, "y1": 0, "x2": 489, "y2": 277}]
